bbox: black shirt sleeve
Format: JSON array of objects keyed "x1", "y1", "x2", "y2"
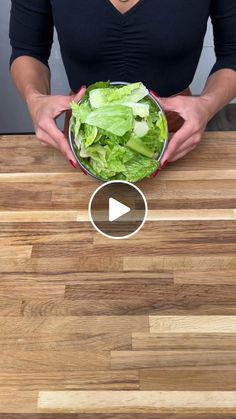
[
  {"x1": 209, "y1": 0, "x2": 236, "y2": 76},
  {"x1": 9, "y1": 0, "x2": 54, "y2": 68}
]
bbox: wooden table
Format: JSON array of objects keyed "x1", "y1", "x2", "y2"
[{"x1": 0, "y1": 132, "x2": 236, "y2": 416}]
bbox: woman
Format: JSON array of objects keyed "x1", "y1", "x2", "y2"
[{"x1": 9, "y1": 0, "x2": 236, "y2": 170}]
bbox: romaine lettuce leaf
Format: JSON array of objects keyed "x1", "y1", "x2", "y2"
[
  {"x1": 126, "y1": 134, "x2": 154, "y2": 158},
  {"x1": 89, "y1": 82, "x2": 149, "y2": 108},
  {"x1": 85, "y1": 104, "x2": 133, "y2": 136},
  {"x1": 84, "y1": 80, "x2": 111, "y2": 100},
  {"x1": 106, "y1": 82, "x2": 148, "y2": 103},
  {"x1": 122, "y1": 102, "x2": 149, "y2": 118},
  {"x1": 122, "y1": 153, "x2": 159, "y2": 183}
]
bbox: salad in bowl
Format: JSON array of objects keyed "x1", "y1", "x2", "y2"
[{"x1": 69, "y1": 81, "x2": 168, "y2": 182}]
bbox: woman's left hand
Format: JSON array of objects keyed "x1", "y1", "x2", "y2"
[{"x1": 156, "y1": 95, "x2": 212, "y2": 166}]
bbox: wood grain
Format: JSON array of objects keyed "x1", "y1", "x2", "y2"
[
  {"x1": 37, "y1": 391, "x2": 236, "y2": 413},
  {"x1": 139, "y1": 369, "x2": 236, "y2": 390},
  {"x1": 1, "y1": 133, "x2": 236, "y2": 414},
  {"x1": 1, "y1": 415, "x2": 236, "y2": 419},
  {"x1": 149, "y1": 316, "x2": 236, "y2": 333},
  {"x1": 0, "y1": 370, "x2": 139, "y2": 391},
  {"x1": 111, "y1": 350, "x2": 236, "y2": 370},
  {"x1": 132, "y1": 333, "x2": 236, "y2": 350}
]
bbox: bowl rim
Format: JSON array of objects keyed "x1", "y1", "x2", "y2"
[{"x1": 69, "y1": 80, "x2": 169, "y2": 182}]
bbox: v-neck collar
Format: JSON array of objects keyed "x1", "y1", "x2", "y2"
[{"x1": 106, "y1": 0, "x2": 145, "y2": 18}]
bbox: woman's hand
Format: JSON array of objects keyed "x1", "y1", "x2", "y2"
[
  {"x1": 155, "y1": 94, "x2": 212, "y2": 167},
  {"x1": 26, "y1": 85, "x2": 86, "y2": 167}
]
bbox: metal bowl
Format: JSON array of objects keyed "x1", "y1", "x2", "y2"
[{"x1": 69, "y1": 81, "x2": 168, "y2": 182}]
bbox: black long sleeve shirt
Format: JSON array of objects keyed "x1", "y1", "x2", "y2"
[{"x1": 9, "y1": 0, "x2": 236, "y2": 96}]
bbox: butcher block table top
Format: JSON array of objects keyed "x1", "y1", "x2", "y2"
[{"x1": 1, "y1": 132, "x2": 236, "y2": 417}]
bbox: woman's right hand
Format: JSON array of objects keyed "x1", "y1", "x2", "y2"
[{"x1": 26, "y1": 85, "x2": 86, "y2": 167}]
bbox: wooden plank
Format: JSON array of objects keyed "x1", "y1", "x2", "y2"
[
  {"x1": 8, "y1": 285, "x2": 236, "y2": 316},
  {"x1": 21, "y1": 296, "x2": 236, "y2": 316},
  {"x1": 0, "y1": 350, "x2": 109, "y2": 372},
  {"x1": 0, "y1": 256, "x2": 122, "y2": 273},
  {"x1": 20, "y1": 284, "x2": 236, "y2": 316},
  {"x1": 35, "y1": 224, "x2": 236, "y2": 258},
  {"x1": 174, "y1": 271, "x2": 236, "y2": 284},
  {"x1": 0, "y1": 245, "x2": 32, "y2": 259},
  {"x1": 90, "y1": 220, "x2": 236, "y2": 256},
  {"x1": 0, "y1": 391, "x2": 37, "y2": 413},
  {"x1": 132, "y1": 333, "x2": 236, "y2": 350},
  {"x1": 1, "y1": 414, "x2": 236, "y2": 419},
  {"x1": 149, "y1": 316, "x2": 236, "y2": 333},
  {"x1": 124, "y1": 256, "x2": 236, "y2": 271},
  {"x1": 1, "y1": 209, "x2": 236, "y2": 223},
  {"x1": 0, "y1": 222, "x2": 93, "y2": 247},
  {"x1": 0, "y1": 370, "x2": 139, "y2": 391},
  {"x1": 70, "y1": 415, "x2": 236, "y2": 419},
  {"x1": 83, "y1": 415, "x2": 236, "y2": 419},
  {"x1": 0, "y1": 271, "x2": 170, "y2": 283},
  {"x1": 139, "y1": 369, "x2": 236, "y2": 390},
  {"x1": 0, "y1": 281, "x2": 65, "y2": 299},
  {"x1": 64, "y1": 281, "x2": 174, "y2": 300},
  {"x1": 0, "y1": 183, "x2": 53, "y2": 210},
  {"x1": 0, "y1": 331, "x2": 131, "y2": 351},
  {"x1": 21, "y1": 298, "x2": 171, "y2": 317},
  {"x1": 0, "y1": 416, "x2": 77, "y2": 419},
  {"x1": 59, "y1": 284, "x2": 236, "y2": 315},
  {"x1": 111, "y1": 350, "x2": 236, "y2": 370},
  {"x1": 37, "y1": 391, "x2": 236, "y2": 412},
  {"x1": 95, "y1": 219, "x2": 236, "y2": 242},
  {"x1": 0, "y1": 316, "x2": 149, "y2": 337},
  {"x1": 2, "y1": 415, "x2": 236, "y2": 419},
  {"x1": 0, "y1": 298, "x2": 21, "y2": 316},
  {"x1": 0, "y1": 211, "x2": 80, "y2": 222},
  {"x1": 51, "y1": 180, "x2": 236, "y2": 210},
  {"x1": 158, "y1": 170, "x2": 236, "y2": 181},
  {"x1": 0, "y1": 173, "x2": 88, "y2": 183},
  {"x1": 1, "y1": 177, "x2": 236, "y2": 211},
  {"x1": 147, "y1": 209, "x2": 236, "y2": 221}
]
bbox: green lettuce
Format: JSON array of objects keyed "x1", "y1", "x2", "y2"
[
  {"x1": 89, "y1": 82, "x2": 149, "y2": 108},
  {"x1": 85, "y1": 104, "x2": 133, "y2": 136}
]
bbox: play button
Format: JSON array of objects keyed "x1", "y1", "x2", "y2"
[
  {"x1": 109, "y1": 198, "x2": 130, "y2": 222},
  {"x1": 89, "y1": 181, "x2": 148, "y2": 239}
]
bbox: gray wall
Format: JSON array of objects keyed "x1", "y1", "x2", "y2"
[{"x1": 0, "y1": 1, "x2": 231, "y2": 134}]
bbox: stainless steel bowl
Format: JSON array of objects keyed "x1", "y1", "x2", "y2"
[{"x1": 69, "y1": 81, "x2": 169, "y2": 182}]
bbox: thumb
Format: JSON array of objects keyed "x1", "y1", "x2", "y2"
[{"x1": 72, "y1": 85, "x2": 87, "y2": 103}]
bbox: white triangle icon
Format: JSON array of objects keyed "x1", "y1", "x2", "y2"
[{"x1": 109, "y1": 197, "x2": 131, "y2": 222}]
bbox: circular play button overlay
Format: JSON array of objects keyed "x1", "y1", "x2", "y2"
[{"x1": 89, "y1": 181, "x2": 148, "y2": 239}]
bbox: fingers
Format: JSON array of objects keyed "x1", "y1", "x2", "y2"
[
  {"x1": 169, "y1": 145, "x2": 196, "y2": 162},
  {"x1": 73, "y1": 85, "x2": 87, "y2": 103},
  {"x1": 174, "y1": 133, "x2": 200, "y2": 155},
  {"x1": 155, "y1": 95, "x2": 183, "y2": 114},
  {"x1": 161, "y1": 121, "x2": 194, "y2": 162},
  {"x1": 162, "y1": 130, "x2": 202, "y2": 163},
  {"x1": 36, "y1": 129, "x2": 59, "y2": 150},
  {"x1": 44, "y1": 119, "x2": 77, "y2": 162},
  {"x1": 53, "y1": 86, "x2": 87, "y2": 116},
  {"x1": 36, "y1": 120, "x2": 77, "y2": 164},
  {"x1": 33, "y1": 86, "x2": 87, "y2": 166}
]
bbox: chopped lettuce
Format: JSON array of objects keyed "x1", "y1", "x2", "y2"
[
  {"x1": 123, "y1": 102, "x2": 149, "y2": 118},
  {"x1": 89, "y1": 82, "x2": 149, "y2": 108},
  {"x1": 70, "y1": 81, "x2": 168, "y2": 182},
  {"x1": 85, "y1": 104, "x2": 133, "y2": 136}
]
